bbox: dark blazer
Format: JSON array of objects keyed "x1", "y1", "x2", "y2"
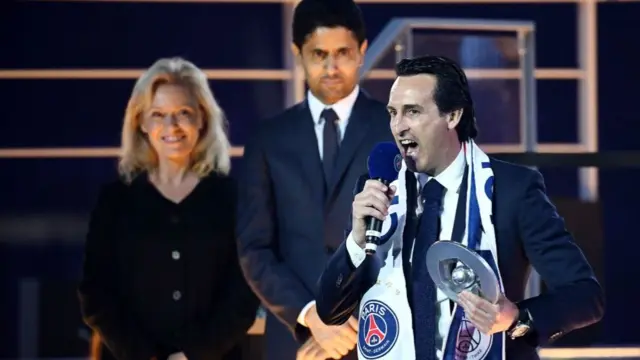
[
  {"x1": 236, "y1": 91, "x2": 394, "y2": 359},
  {"x1": 316, "y1": 158, "x2": 605, "y2": 360},
  {"x1": 78, "y1": 174, "x2": 260, "y2": 360}
]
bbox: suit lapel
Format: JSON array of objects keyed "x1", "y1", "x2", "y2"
[
  {"x1": 327, "y1": 91, "x2": 373, "y2": 200},
  {"x1": 291, "y1": 102, "x2": 325, "y2": 199}
]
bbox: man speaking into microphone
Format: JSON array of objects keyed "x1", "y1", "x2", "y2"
[{"x1": 316, "y1": 55, "x2": 604, "y2": 360}]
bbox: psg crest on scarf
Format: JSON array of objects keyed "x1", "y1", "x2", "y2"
[
  {"x1": 358, "y1": 300, "x2": 400, "y2": 359},
  {"x1": 425, "y1": 241, "x2": 500, "y2": 304}
]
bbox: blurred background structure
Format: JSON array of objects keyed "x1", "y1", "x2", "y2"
[{"x1": 1, "y1": 0, "x2": 640, "y2": 358}]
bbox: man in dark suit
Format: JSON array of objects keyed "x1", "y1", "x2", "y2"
[
  {"x1": 236, "y1": 1, "x2": 393, "y2": 359},
  {"x1": 316, "y1": 56, "x2": 604, "y2": 359}
]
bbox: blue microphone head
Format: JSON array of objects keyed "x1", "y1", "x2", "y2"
[{"x1": 367, "y1": 142, "x2": 402, "y2": 182}]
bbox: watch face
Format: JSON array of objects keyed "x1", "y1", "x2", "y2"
[{"x1": 511, "y1": 324, "x2": 530, "y2": 338}]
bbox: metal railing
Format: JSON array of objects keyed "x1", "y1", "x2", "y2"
[{"x1": 359, "y1": 17, "x2": 538, "y2": 154}]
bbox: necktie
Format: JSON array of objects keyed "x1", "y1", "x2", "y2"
[
  {"x1": 321, "y1": 108, "x2": 340, "y2": 187},
  {"x1": 412, "y1": 179, "x2": 444, "y2": 360}
]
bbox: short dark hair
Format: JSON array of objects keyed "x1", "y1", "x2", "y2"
[
  {"x1": 395, "y1": 55, "x2": 478, "y2": 142},
  {"x1": 292, "y1": 0, "x2": 366, "y2": 50}
]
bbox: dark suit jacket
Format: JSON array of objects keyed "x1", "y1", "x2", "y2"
[
  {"x1": 78, "y1": 174, "x2": 259, "y2": 360},
  {"x1": 236, "y1": 91, "x2": 394, "y2": 359},
  {"x1": 316, "y1": 158, "x2": 605, "y2": 360}
]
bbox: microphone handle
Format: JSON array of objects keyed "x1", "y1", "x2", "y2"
[{"x1": 364, "y1": 178, "x2": 391, "y2": 255}]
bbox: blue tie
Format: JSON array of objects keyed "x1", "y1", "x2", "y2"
[
  {"x1": 321, "y1": 108, "x2": 340, "y2": 189},
  {"x1": 412, "y1": 179, "x2": 444, "y2": 360}
]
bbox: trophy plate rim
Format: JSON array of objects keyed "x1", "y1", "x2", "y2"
[{"x1": 426, "y1": 240, "x2": 501, "y2": 304}]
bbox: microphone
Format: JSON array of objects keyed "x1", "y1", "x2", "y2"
[{"x1": 364, "y1": 142, "x2": 402, "y2": 255}]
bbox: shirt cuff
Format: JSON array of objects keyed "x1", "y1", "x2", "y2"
[
  {"x1": 346, "y1": 233, "x2": 366, "y2": 268},
  {"x1": 297, "y1": 300, "x2": 316, "y2": 327}
]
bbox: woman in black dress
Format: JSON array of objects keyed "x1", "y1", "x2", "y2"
[{"x1": 78, "y1": 57, "x2": 259, "y2": 360}]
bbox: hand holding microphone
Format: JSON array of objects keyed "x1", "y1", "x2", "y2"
[
  {"x1": 351, "y1": 142, "x2": 401, "y2": 254},
  {"x1": 351, "y1": 181, "x2": 396, "y2": 251}
]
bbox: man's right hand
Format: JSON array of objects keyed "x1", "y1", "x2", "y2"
[
  {"x1": 305, "y1": 304, "x2": 358, "y2": 359},
  {"x1": 351, "y1": 180, "x2": 397, "y2": 248}
]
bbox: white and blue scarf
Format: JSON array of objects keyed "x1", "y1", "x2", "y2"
[{"x1": 356, "y1": 140, "x2": 505, "y2": 360}]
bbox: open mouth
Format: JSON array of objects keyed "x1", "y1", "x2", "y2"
[
  {"x1": 162, "y1": 134, "x2": 186, "y2": 144},
  {"x1": 400, "y1": 139, "x2": 419, "y2": 157}
]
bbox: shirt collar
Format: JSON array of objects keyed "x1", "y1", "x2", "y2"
[
  {"x1": 307, "y1": 85, "x2": 360, "y2": 125},
  {"x1": 418, "y1": 146, "x2": 466, "y2": 193}
]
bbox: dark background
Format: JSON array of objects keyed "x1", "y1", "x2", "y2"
[{"x1": 0, "y1": 0, "x2": 638, "y2": 357}]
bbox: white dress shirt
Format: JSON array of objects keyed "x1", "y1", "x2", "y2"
[
  {"x1": 346, "y1": 147, "x2": 466, "y2": 359},
  {"x1": 297, "y1": 85, "x2": 361, "y2": 327}
]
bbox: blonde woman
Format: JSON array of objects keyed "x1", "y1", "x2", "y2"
[{"x1": 78, "y1": 57, "x2": 259, "y2": 360}]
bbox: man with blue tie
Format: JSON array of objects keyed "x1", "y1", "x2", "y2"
[
  {"x1": 236, "y1": 0, "x2": 393, "y2": 359},
  {"x1": 315, "y1": 56, "x2": 604, "y2": 360}
]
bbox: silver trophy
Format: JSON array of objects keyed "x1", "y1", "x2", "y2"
[{"x1": 426, "y1": 241, "x2": 500, "y2": 304}]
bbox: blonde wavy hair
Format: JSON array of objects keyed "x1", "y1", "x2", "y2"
[{"x1": 118, "y1": 57, "x2": 231, "y2": 182}]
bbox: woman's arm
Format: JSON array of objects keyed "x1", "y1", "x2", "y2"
[{"x1": 78, "y1": 183, "x2": 159, "y2": 360}]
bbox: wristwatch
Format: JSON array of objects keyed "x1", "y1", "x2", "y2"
[{"x1": 507, "y1": 308, "x2": 533, "y2": 340}]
